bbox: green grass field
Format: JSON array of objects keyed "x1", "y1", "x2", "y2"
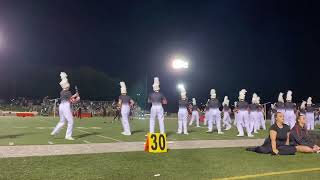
[
  {"x1": 0, "y1": 148, "x2": 319, "y2": 180},
  {"x1": 1, "y1": 116, "x2": 319, "y2": 180},
  {"x1": 0, "y1": 116, "x2": 271, "y2": 145}
]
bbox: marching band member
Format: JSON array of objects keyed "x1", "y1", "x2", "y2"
[
  {"x1": 249, "y1": 93, "x2": 259, "y2": 134},
  {"x1": 284, "y1": 90, "x2": 296, "y2": 129},
  {"x1": 274, "y1": 92, "x2": 285, "y2": 114},
  {"x1": 306, "y1": 97, "x2": 315, "y2": 130},
  {"x1": 270, "y1": 104, "x2": 277, "y2": 125},
  {"x1": 235, "y1": 89, "x2": 254, "y2": 137},
  {"x1": 189, "y1": 98, "x2": 200, "y2": 127},
  {"x1": 203, "y1": 99, "x2": 210, "y2": 126},
  {"x1": 206, "y1": 89, "x2": 224, "y2": 134},
  {"x1": 177, "y1": 86, "x2": 189, "y2": 135},
  {"x1": 233, "y1": 102, "x2": 238, "y2": 126},
  {"x1": 51, "y1": 72, "x2": 80, "y2": 140},
  {"x1": 257, "y1": 96, "x2": 266, "y2": 130},
  {"x1": 118, "y1": 82, "x2": 134, "y2": 136},
  {"x1": 148, "y1": 77, "x2": 167, "y2": 134},
  {"x1": 299, "y1": 100, "x2": 306, "y2": 116},
  {"x1": 222, "y1": 96, "x2": 232, "y2": 130}
]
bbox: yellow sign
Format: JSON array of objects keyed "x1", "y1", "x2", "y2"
[{"x1": 146, "y1": 133, "x2": 167, "y2": 153}]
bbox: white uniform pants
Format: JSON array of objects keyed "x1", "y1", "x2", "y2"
[
  {"x1": 222, "y1": 111, "x2": 231, "y2": 129},
  {"x1": 234, "y1": 112, "x2": 238, "y2": 126},
  {"x1": 258, "y1": 112, "x2": 266, "y2": 130},
  {"x1": 178, "y1": 108, "x2": 188, "y2": 133},
  {"x1": 306, "y1": 112, "x2": 315, "y2": 130},
  {"x1": 208, "y1": 108, "x2": 222, "y2": 132},
  {"x1": 236, "y1": 110, "x2": 251, "y2": 136},
  {"x1": 52, "y1": 101, "x2": 74, "y2": 138},
  {"x1": 189, "y1": 111, "x2": 200, "y2": 127},
  {"x1": 150, "y1": 105, "x2": 165, "y2": 134},
  {"x1": 249, "y1": 111, "x2": 258, "y2": 133},
  {"x1": 284, "y1": 110, "x2": 296, "y2": 129},
  {"x1": 121, "y1": 104, "x2": 131, "y2": 133},
  {"x1": 204, "y1": 111, "x2": 208, "y2": 125}
]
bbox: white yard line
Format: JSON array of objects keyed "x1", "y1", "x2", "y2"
[
  {"x1": 39, "y1": 118, "x2": 122, "y2": 143},
  {"x1": 95, "y1": 135, "x2": 122, "y2": 142},
  {"x1": 75, "y1": 129, "x2": 122, "y2": 142},
  {"x1": 90, "y1": 127, "x2": 102, "y2": 129}
]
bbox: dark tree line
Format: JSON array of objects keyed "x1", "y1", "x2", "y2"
[{"x1": 0, "y1": 66, "x2": 119, "y2": 101}]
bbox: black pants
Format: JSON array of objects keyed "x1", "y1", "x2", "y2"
[
  {"x1": 248, "y1": 145, "x2": 296, "y2": 155},
  {"x1": 114, "y1": 111, "x2": 120, "y2": 120}
]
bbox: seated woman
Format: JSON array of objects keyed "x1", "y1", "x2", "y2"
[
  {"x1": 290, "y1": 114, "x2": 320, "y2": 153},
  {"x1": 247, "y1": 112, "x2": 296, "y2": 155}
]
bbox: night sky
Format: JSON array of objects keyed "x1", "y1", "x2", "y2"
[{"x1": 1, "y1": 0, "x2": 320, "y2": 110}]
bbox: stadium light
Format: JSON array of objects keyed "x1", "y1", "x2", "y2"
[
  {"x1": 177, "y1": 84, "x2": 185, "y2": 90},
  {"x1": 172, "y1": 58, "x2": 189, "y2": 69}
]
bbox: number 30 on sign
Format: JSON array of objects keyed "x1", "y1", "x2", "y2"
[{"x1": 147, "y1": 133, "x2": 167, "y2": 153}]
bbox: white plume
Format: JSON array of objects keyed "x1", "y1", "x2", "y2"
[
  {"x1": 238, "y1": 89, "x2": 247, "y2": 100},
  {"x1": 222, "y1": 96, "x2": 229, "y2": 106},
  {"x1": 152, "y1": 77, "x2": 160, "y2": 91},
  {"x1": 278, "y1": 92, "x2": 284, "y2": 103},
  {"x1": 307, "y1": 97, "x2": 312, "y2": 105},
  {"x1": 210, "y1": 89, "x2": 216, "y2": 99},
  {"x1": 300, "y1": 101, "x2": 306, "y2": 109},
  {"x1": 286, "y1": 90, "x2": 292, "y2": 101},
  {"x1": 59, "y1": 72, "x2": 70, "y2": 89},
  {"x1": 192, "y1": 98, "x2": 196, "y2": 105},
  {"x1": 120, "y1": 81, "x2": 127, "y2": 94}
]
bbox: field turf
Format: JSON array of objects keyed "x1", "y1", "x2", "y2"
[
  {"x1": 1, "y1": 116, "x2": 319, "y2": 180},
  {"x1": 0, "y1": 148, "x2": 319, "y2": 180},
  {"x1": 0, "y1": 116, "x2": 272, "y2": 145}
]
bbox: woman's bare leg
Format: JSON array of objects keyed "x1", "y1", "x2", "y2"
[{"x1": 296, "y1": 145, "x2": 315, "y2": 153}]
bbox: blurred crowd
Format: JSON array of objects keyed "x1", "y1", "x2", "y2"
[{"x1": 0, "y1": 97, "x2": 143, "y2": 118}]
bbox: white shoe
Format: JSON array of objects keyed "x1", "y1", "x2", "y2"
[
  {"x1": 122, "y1": 132, "x2": 131, "y2": 136},
  {"x1": 184, "y1": 132, "x2": 189, "y2": 135},
  {"x1": 65, "y1": 137, "x2": 75, "y2": 140},
  {"x1": 254, "y1": 131, "x2": 258, "y2": 134},
  {"x1": 50, "y1": 132, "x2": 56, "y2": 136},
  {"x1": 248, "y1": 134, "x2": 254, "y2": 138},
  {"x1": 237, "y1": 134, "x2": 244, "y2": 137},
  {"x1": 218, "y1": 131, "x2": 224, "y2": 134},
  {"x1": 225, "y1": 126, "x2": 231, "y2": 130},
  {"x1": 176, "y1": 131, "x2": 182, "y2": 134},
  {"x1": 196, "y1": 126, "x2": 200, "y2": 128},
  {"x1": 206, "y1": 130, "x2": 213, "y2": 133}
]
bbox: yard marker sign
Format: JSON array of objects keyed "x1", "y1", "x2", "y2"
[{"x1": 144, "y1": 133, "x2": 167, "y2": 153}]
